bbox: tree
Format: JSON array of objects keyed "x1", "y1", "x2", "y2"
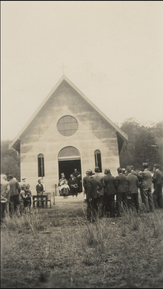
[
  {"x1": 1, "y1": 141, "x2": 20, "y2": 181},
  {"x1": 120, "y1": 119, "x2": 162, "y2": 171}
]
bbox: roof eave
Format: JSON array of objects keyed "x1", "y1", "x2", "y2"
[{"x1": 9, "y1": 74, "x2": 128, "y2": 148}]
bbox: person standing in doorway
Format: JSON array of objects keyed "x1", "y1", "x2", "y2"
[
  {"x1": 73, "y1": 168, "x2": 82, "y2": 193},
  {"x1": 68, "y1": 174, "x2": 78, "y2": 197}
]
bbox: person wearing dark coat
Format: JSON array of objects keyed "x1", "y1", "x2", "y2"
[
  {"x1": 93, "y1": 166, "x2": 104, "y2": 217},
  {"x1": 8, "y1": 175, "x2": 20, "y2": 216},
  {"x1": 115, "y1": 168, "x2": 127, "y2": 217},
  {"x1": 86, "y1": 169, "x2": 103, "y2": 221},
  {"x1": 152, "y1": 164, "x2": 163, "y2": 209},
  {"x1": 83, "y1": 171, "x2": 89, "y2": 198},
  {"x1": 103, "y1": 169, "x2": 116, "y2": 217},
  {"x1": 73, "y1": 168, "x2": 82, "y2": 192},
  {"x1": 139, "y1": 163, "x2": 154, "y2": 212},
  {"x1": 126, "y1": 167, "x2": 140, "y2": 213},
  {"x1": 68, "y1": 174, "x2": 78, "y2": 196},
  {"x1": 36, "y1": 179, "x2": 44, "y2": 207}
]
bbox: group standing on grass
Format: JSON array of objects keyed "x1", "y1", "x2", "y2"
[
  {"x1": 83, "y1": 163, "x2": 163, "y2": 222},
  {"x1": 0, "y1": 175, "x2": 32, "y2": 219},
  {"x1": 1, "y1": 162, "x2": 163, "y2": 221}
]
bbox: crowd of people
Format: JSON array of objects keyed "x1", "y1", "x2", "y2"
[
  {"x1": 0, "y1": 174, "x2": 32, "y2": 219},
  {"x1": 1, "y1": 163, "x2": 163, "y2": 222},
  {"x1": 82, "y1": 163, "x2": 163, "y2": 222},
  {"x1": 58, "y1": 168, "x2": 82, "y2": 197}
]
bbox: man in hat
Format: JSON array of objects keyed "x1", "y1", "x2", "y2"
[
  {"x1": 126, "y1": 167, "x2": 140, "y2": 213},
  {"x1": 122, "y1": 168, "x2": 126, "y2": 175},
  {"x1": 115, "y1": 167, "x2": 127, "y2": 217},
  {"x1": 139, "y1": 163, "x2": 154, "y2": 212},
  {"x1": 86, "y1": 169, "x2": 103, "y2": 221},
  {"x1": 152, "y1": 164, "x2": 163, "y2": 209},
  {"x1": 103, "y1": 169, "x2": 116, "y2": 217},
  {"x1": 93, "y1": 166, "x2": 104, "y2": 217}
]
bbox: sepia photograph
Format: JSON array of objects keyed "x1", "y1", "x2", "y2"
[{"x1": 1, "y1": 1, "x2": 163, "y2": 288}]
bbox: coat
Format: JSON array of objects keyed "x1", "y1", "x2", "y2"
[
  {"x1": 87, "y1": 176, "x2": 103, "y2": 199},
  {"x1": 1, "y1": 179, "x2": 10, "y2": 199},
  {"x1": 139, "y1": 169, "x2": 152, "y2": 190},
  {"x1": 115, "y1": 173, "x2": 127, "y2": 193},
  {"x1": 9, "y1": 178, "x2": 20, "y2": 197},
  {"x1": 152, "y1": 169, "x2": 163, "y2": 186},
  {"x1": 103, "y1": 174, "x2": 116, "y2": 195},
  {"x1": 36, "y1": 184, "x2": 44, "y2": 194},
  {"x1": 126, "y1": 173, "x2": 139, "y2": 194},
  {"x1": 83, "y1": 176, "x2": 89, "y2": 194}
]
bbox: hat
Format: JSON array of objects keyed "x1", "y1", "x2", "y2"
[
  {"x1": 153, "y1": 164, "x2": 159, "y2": 168},
  {"x1": 142, "y1": 162, "x2": 148, "y2": 167},
  {"x1": 94, "y1": 166, "x2": 100, "y2": 173},
  {"x1": 117, "y1": 167, "x2": 122, "y2": 173},
  {"x1": 87, "y1": 169, "x2": 95, "y2": 176},
  {"x1": 122, "y1": 168, "x2": 126, "y2": 172},
  {"x1": 22, "y1": 178, "x2": 26, "y2": 181}
]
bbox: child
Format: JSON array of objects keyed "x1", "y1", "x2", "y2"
[
  {"x1": 19, "y1": 184, "x2": 26, "y2": 214},
  {"x1": 24, "y1": 184, "x2": 32, "y2": 212}
]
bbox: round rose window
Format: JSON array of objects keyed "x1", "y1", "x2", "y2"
[{"x1": 57, "y1": 115, "x2": 78, "y2": 136}]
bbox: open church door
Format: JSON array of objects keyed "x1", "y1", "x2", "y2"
[{"x1": 58, "y1": 146, "x2": 82, "y2": 193}]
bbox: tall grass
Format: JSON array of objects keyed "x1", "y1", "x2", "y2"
[{"x1": 1, "y1": 204, "x2": 163, "y2": 288}]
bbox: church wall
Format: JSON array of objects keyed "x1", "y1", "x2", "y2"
[{"x1": 20, "y1": 80, "x2": 120, "y2": 198}]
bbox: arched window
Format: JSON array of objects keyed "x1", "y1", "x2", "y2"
[
  {"x1": 94, "y1": 149, "x2": 102, "y2": 172},
  {"x1": 38, "y1": 154, "x2": 45, "y2": 177}
]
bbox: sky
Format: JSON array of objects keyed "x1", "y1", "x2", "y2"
[{"x1": 1, "y1": 1, "x2": 163, "y2": 140}]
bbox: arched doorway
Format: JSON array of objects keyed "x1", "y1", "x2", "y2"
[{"x1": 58, "y1": 146, "x2": 82, "y2": 192}]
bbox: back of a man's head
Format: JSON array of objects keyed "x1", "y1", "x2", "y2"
[
  {"x1": 127, "y1": 168, "x2": 131, "y2": 174},
  {"x1": 107, "y1": 169, "x2": 111, "y2": 175},
  {"x1": 117, "y1": 167, "x2": 122, "y2": 174},
  {"x1": 95, "y1": 166, "x2": 100, "y2": 173},
  {"x1": 154, "y1": 164, "x2": 159, "y2": 169},
  {"x1": 8, "y1": 174, "x2": 13, "y2": 180},
  {"x1": 142, "y1": 163, "x2": 148, "y2": 169}
]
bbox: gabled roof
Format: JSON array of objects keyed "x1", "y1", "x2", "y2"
[{"x1": 9, "y1": 74, "x2": 128, "y2": 150}]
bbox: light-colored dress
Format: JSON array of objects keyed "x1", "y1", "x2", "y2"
[{"x1": 58, "y1": 178, "x2": 70, "y2": 195}]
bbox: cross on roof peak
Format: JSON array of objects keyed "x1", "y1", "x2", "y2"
[{"x1": 59, "y1": 63, "x2": 68, "y2": 74}]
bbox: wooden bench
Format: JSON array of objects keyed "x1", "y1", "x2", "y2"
[{"x1": 32, "y1": 194, "x2": 51, "y2": 208}]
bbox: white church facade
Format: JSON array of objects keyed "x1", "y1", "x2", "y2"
[{"x1": 10, "y1": 75, "x2": 128, "y2": 197}]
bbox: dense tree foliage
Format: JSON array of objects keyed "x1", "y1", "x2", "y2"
[
  {"x1": 1, "y1": 141, "x2": 20, "y2": 181},
  {"x1": 120, "y1": 119, "x2": 163, "y2": 171}
]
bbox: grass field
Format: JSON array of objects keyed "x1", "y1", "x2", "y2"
[{"x1": 1, "y1": 196, "x2": 163, "y2": 288}]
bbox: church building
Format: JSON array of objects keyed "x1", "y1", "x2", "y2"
[{"x1": 9, "y1": 75, "x2": 128, "y2": 198}]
